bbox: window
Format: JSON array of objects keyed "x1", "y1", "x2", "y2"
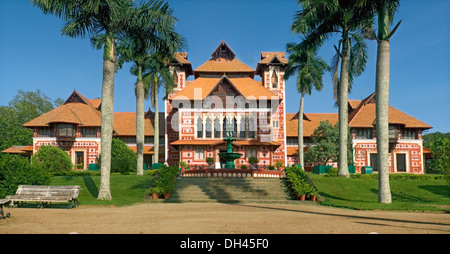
[
  {"x1": 205, "y1": 117, "x2": 212, "y2": 138},
  {"x1": 248, "y1": 116, "x2": 255, "y2": 138},
  {"x1": 271, "y1": 70, "x2": 278, "y2": 88},
  {"x1": 273, "y1": 120, "x2": 279, "y2": 128},
  {"x1": 197, "y1": 116, "x2": 203, "y2": 138},
  {"x1": 247, "y1": 147, "x2": 258, "y2": 159},
  {"x1": 195, "y1": 147, "x2": 205, "y2": 160},
  {"x1": 287, "y1": 137, "x2": 298, "y2": 145},
  {"x1": 214, "y1": 117, "x2": 221, "y2": 138},
  {"x1": 82, "y1": 127, "x2": 98, "y2": 138},
  {"x1": 39, "y1": 127, "x2": 54, "y2": 137},
  {"x1": 355, "y1": 128, "x2": 372, "y2": 139},
  {"x1": 57, "y1": 124, "x2": 75, "y2": 137},
  {"x1": 401, "y1": 129, "x2": 417, "y2": 139},
  {"x1": 239, "y1": 116, "x2": 246, "y2": 138}
]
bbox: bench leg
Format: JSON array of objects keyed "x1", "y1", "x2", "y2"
[{"x1": 0, "y1": 205, "x2": 10, "y2": 219}]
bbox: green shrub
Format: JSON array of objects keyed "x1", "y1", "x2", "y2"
[
  {"x1": 98, "y1": 138, "x2": 137, "y2": 173},
  {"x1": 240, "y1": 165, "x2": 248, "y2": 169},
  {"x1": 152, "y1": 165, "x2": 179, "y2": 194},
  {"x1": 325, "y1": 167, "x2": 339, "y2": 177},
  {"x1": 248, "y1": 156, "x2": 258, "y2": 164},
  {"x1": 31, "y1": 145, "x2": 72, "y2": 173},
  {"x1": 285, "y1": 165, "x2": 318, "y2": 198},
  {"x1": 0, "y1": 153, "x2": 50, "y2": 198}
]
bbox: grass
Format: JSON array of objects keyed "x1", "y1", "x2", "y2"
[
  {"x1": 309, "y1": 173, "x2": 450, "y2": 212},
  {"x1": 51, "y1": 174, "x2": 154, "y2": 206},
  {"x1": 48, "y1": 173, "x2": 449, "y2": 212}
]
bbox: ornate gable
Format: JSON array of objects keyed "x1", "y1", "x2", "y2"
[{"x1": 211, "y1": 40, "x2": 236, "y2": 60}]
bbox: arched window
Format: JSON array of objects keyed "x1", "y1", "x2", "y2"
[
  {"x1": 271, "y1": 70, "x2": 278, "y2": 89},
  {"x1": 239, "y1": 115, "x2": 246, "y2": 138},
  {"x1": 197, "y1": 116, "x2": 203, "y2": 138},
  {"x1": 214, "y1": 117, "x2": 221, "y2": 138},
  {"x1": 205, "y1": 117, "x2": 212, "y2": 138},
  {"x1": 232, "y1": 117, "x2": 237, "y2": 138},
  {"x1": 248, "y1": 116, "x2": 255, "y2": 138}
]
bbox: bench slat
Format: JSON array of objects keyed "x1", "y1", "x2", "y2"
[{"x1": 9, "y1": 185, "x2": 80, "y2": 205}]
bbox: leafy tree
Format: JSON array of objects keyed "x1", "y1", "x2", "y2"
[
  {"x1": 358, "y1": 0, "x2": 401, "y2": 204},
  {"x1": 291, "y1": 0, "x2": 373, "y2": 177},
  {"x1": 305, "y1": 121, "x2": 352, "y2": 166},
  {"x1": 0, "y1": 89, "x2": 61, "y2": 151},
  {"x1": 423, "y1": 132, "x2": 450, "y2": 148},
  {"x1": 428, "y1": 138, "x2": 450, "y2": 176},
  {"x1": 285, "y1": 43, "x2": 329, "y2": 168},
  {"x1": 31, "y1": 145, "x2": 72, "y2": 173},
  {"x1": 0, "y1": 154, "x2": 50, "y2": 198}
]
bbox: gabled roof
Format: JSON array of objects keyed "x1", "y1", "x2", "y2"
[
  {"x1": 194, "y1": 41, "x2": 255, "y2": 77},
  {"x1": 256, "y1": 52, "x2": 288, "y2": 75},
  {"x1": 170, "y1": 76, "x2": 277, "y2": 101},
  {"x1": 348, "y1": 92, "x2": 431, "y2": 129},
  {"x1": 23, "y1": 90, "x2": 102, "y2": 127},
  {"x1": 168, "y1": 52, "x2": 193, "y2": 76}
]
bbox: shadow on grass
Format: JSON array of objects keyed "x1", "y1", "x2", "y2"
[{"x1": 82, "y1": 175, "x2": 98, "y2": 198}]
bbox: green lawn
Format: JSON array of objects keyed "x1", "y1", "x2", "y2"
[
  {"x1": 309, "y1": 173, "x2": 450, "y2": 212},
  {"x1": 49, "y1": 173, "x2": 450, "y2": 212},
  {"x1": 51, "y1": 174, "x2": 154, "y2": 206}
]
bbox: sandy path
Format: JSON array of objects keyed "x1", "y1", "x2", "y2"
[{"x1": 0, "y1": 203, "x2": 449, "y2": 234}]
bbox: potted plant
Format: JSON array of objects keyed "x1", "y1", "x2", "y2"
[
  {"x1": 248, "y1": 156, "x2": 259, "y2": 169},
  {"x1": 275, "y1": 161, "x2": 284, "y2": 171},
  {"x1": 149, "y1": 186, "x2": 163, "y2": 199},
  {"x1": 294, "y1": 181, "x2": 306, "y2": 201},
  {"x1": 162, "y1": 183, "x2": 174, "y2": 199},
  {"x1": 179, "y1": 161, "x2": 188, "y2": 171},
  {"x1": 307, "y1": 185, "x2": 318, "y2": 201},
  {"x1": 206, "y1": 157, "x2": 214, "y2": 168}
]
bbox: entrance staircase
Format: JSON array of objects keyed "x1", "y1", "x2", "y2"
[{"x1": 167, "y1": 177, "x2": 295, "y2": 203}]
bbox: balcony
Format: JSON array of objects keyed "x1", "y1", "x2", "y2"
[{"x1": 56, "y1": 124, "x2": 76, "y2": 150}]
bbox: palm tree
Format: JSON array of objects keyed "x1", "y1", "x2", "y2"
[
  {"x1": 284, "y1": 43, "x2": 329, "y2": 169},
  {"x1": 31, "y1": 0, "x2": 133, "y2": 200},
  {"x1": 114, "y1": 0, "x2": 184, "y2": 175},
  {"x1": 359, "y1": 0, "x2": 401, "y2": 204},
  {"x1": 291, "y1": 0, "x2": 373, "y2": 177},
  {"x1": 144, "y1": 55, "x2": 176, "y2": 166}
]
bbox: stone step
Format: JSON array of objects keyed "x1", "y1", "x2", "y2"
[{"x1": 167, "y1": 177, "x2": 292, "y2": 203}]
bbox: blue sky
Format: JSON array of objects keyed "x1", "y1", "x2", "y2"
[{"x1": 0, "y1": 0, "x2": 449, "y2": 133}]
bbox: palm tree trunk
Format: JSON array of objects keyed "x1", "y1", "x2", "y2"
[
  {"x1": 153, "y1": 78, "x2": 159, "y2": 164},
  {"x1": 298, "y1": 92, "x2": 305, "y2": 168},
  {"x1": 136, "y1": 66, "x2": 145, "y2": 176},
  {"x1": 98, "y1": 33, "x2": 115, "y2": 200},
  {"x1": 338, "y1": 34, "x2": 350, "y2": 178},
  {"x1": 376, "y1": 4, "x2": 392, "y2": 204}
]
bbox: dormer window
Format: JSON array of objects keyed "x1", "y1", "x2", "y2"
[{"x1": 271, "y1": 70, "x2": 278, "y2": 88}]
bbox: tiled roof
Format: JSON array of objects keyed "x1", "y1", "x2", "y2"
[
  {"x1": 171, "y1": 76, "x2": 276, "y2": 101},
  {"x1": 23, "y1": 90, "x2": 166, "y2": 137},
  {"x1": 170, "y1": 52, "x2": 193, "y2": 76},
  {"x1": 2, "y1": 145, "x2": 33, "y2": 154},
  {"x1": 127, "y1": 145, "x2": 164, "y2": 155},
  {"x1": 113, "y1": 112, "x2": 165, "y2": 136},
  {"x1": 194, "y1": 57, "x2": 255, "y2": 73},
  {"x1": 23, "y1": 101, "x2": 102, "y2": 127},
  {"x1": 256, "y1": 52, "x2": 288, "y2": 74},
  {"x1": 286, "y1": 146, "x2": 308, "y2": 156},
  {"x1": 348, "y1": 93, "x2": 431, "y2": 129},
  {"x1": 286, "y1": 113, "x2": 339, "y2": 137}
]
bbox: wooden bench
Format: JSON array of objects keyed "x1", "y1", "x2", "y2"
[
  {"x1": 0, "y1": 199, "x2": 11, "y2": 219},
  {"x1": 6, "y1": 185, "x2": 80, "y2": 208}
]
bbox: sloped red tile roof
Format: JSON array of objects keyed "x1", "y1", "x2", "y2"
[
  {"x1": 113, "y1": 112, "x2": 165, "y2": 136},
  {"x1": 171, "y1": 76, "x2": 276, "y2": 101},
  {"x1": 348, "y1": 93, "x2": 431, "y2": 129},
  {"x1": 286, "y1": 113, "x2": 339, "y2": 137}
]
